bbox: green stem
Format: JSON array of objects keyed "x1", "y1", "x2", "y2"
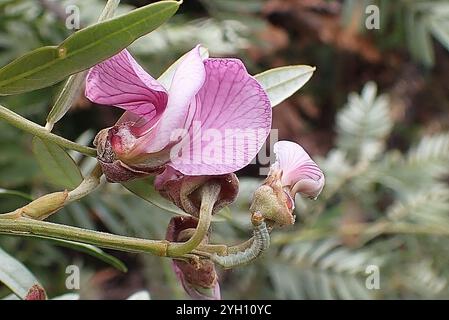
[
  {"x1": 0, "y1": 217, "x2": 169, "y2": 256},
  {"x1": 0, "y1": 104, "x2": 96, "y2": 157},
  {"x1": 66, "y1": 163, "x2": 103, "y2": 203},
  {"x1": 167, "y1": 183, "x2": 220, "y2": 256}
]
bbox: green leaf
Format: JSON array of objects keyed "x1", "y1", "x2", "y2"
[
  {"x1": 0, "y1": 247, "x2": 46, "y2": 299},
  {"x1": 429, "y1": 18, "x2": 449, "y2": 52},
  {"x1": 417, "y1": 18, "x2": 434, "y2": 67},
  {"x1": 157, "y1": 45, "x2": 209, "y2": 89},
  {"x1": 123, "y1": 177, "x2": 186, "y2": 215},
  {"x1": 45, "y1": 0, "x2": 122, "y2": 127},
  {"x1": 45, "y1": 71, "x2": 88, "y2": 128},
  {"x1": 37, "y1": 236, "x2": 128, "y2": 273},
  {"x1": 0, "y1": 1, "x2": 180, "y2": 95},
  {"x1": 32, "y1": 137, "x2": 83, "y2": 189},
  {"x1": 87, "y1": 198, "x2": 129, "y2": 235},
  {"x1": 0, "y1": 188, "x2": 32, "y2": 201},
  {"x1": 336, "y1": 82, "x2": 392, "y2": 160},
  {"x1": 255, "y1": 65, "x2": 315, "y2": 107}
]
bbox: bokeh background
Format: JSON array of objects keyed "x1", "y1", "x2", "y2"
[{"x1": 1, "y1": 0, "x2": 449, "y2": 299}]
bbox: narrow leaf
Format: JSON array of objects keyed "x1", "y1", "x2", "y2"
[
  {"x1": 0, "y1": 247, "x2": 46, "y2": 299},
  {"x1": 0, "y1": 188, "x2": 32, "y2": 201},
  {"x1": 1, "y1": 233, "x2": 127, "y2": 272},
  {"x1": 414, "y1": 16, "x2": 434, "y2": 67},
  {"x1": 429, "y1": 18, "x2": 449, "y2": 52},
  {"x1": 32, "y1": 137, "x2": 83, "y2": 189},
  {"x1": 0, "y1": 1, "x2": 180, "y2": 95},
  {"x1": 46, "y1": 0, "x2": 122, "y2": 127},
  {"x1": 39, "y1": 236, "x2": 128, "y2": 273},
  {"x1": 46, "y1": 71, "x2": 87, "y2": 127},
  {"x1": 255, "y1": 65, "x2": 315, "y2": 107}
]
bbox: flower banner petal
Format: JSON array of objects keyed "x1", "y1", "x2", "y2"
[{"x1": 172, "y1": 58, "x2": 272, "y2": 175}]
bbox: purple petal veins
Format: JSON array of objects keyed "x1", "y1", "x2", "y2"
[{"x1": 85, "y1": 45, "x2": 272, "y2": 177}]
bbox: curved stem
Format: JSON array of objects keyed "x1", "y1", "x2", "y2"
[
  {"x1": 194, "y1": 238, "x2": 255, "y2": 256},
  {"x1": 195, "y1": 244, "x2": 229, "y2": 255},
  {"x1": 66, "y1": 163, "x2": 103, "y2": 203},
  {"x1": 205, "y1": 220, "x2": 270, "y2": 269},
  {"x1": 0, "y1": 217, "x2": 170, "y2": 256},
  {"x1": 0, "y1": 104, "x2": 96, "y2": 157},
  {"x1": 167, "y1": 183, "x2": 220, "y2": 256},
  {"x1": 227, "y1": 237, "x2": 254, "y2": 254}
]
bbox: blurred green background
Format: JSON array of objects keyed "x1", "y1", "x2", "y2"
[{"x1": 1, "y1": 0, "x2": 449, "y2": 299}]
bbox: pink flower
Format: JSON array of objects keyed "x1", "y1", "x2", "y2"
[
  {"x1": 85, "y1": 45, "x2": 271, "y2": 182},
  {"x1": 273, "y1": 140, "x2": 325, "y2": 199},
  {"x1": 250, "y1": 141, "x2": 324, "y2": 227}
]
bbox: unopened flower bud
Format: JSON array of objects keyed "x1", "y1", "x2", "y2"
[
  {"x1": 25, "y1": 284, "x2": 47, "y2": 300},
  {"x1": 94, "y1": 126, "x2": 166, "y2": 183},
  {"x1": 21, "y1": 191, "x2": 68, "y2": 220},
  {"x1": 250, "y1": 169, "x2": 295, "y2": 227}
]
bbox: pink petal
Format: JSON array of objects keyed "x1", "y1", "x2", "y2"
[
  {"x1": 154, "y1": 165, "x2": 182, "y2": 190},
  {"x1": 171, "y1": 58, "x2": 272, "y2": 175},
  {"x1": 85, "y1": 50, "x2": 168, "y2": 130},
  {"x1": 273, "y1": 141, "x2": 325, "y2": 199},
  {"x1": 139, "y1": 45, "x2": 206, "y2": 153},
  {"x1": 173, "y1": 263, "x2": 221, "y2": 300}
]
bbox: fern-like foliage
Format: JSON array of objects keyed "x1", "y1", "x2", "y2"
[
  {"x1": 407, "y1": 133, "x2": 449, "y2": 179},
  {"x1": 404, "y1": 0, "x2": 449, "y2": 67},
  {"x1": 269, "y1": 238, "x2": 384, "y2": 299},
  {"x1": 372, "y1": 133, "x2": 449, "y2": 196},
  {"x1": 336, "y1": 82, "x2": 393, "y2": 161},
  {"x1": 403, "y1": 259, "x2": 448, "y2": 298},
  {"x1": 387, "y1": 184, "x2": 449, "y2": 228},
  {"x1": 341, "y1": 0, "x2": 449, "y2": 67},
  {"x1": 262, "y1": 81, "x2": 449, "y2": 299}
]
